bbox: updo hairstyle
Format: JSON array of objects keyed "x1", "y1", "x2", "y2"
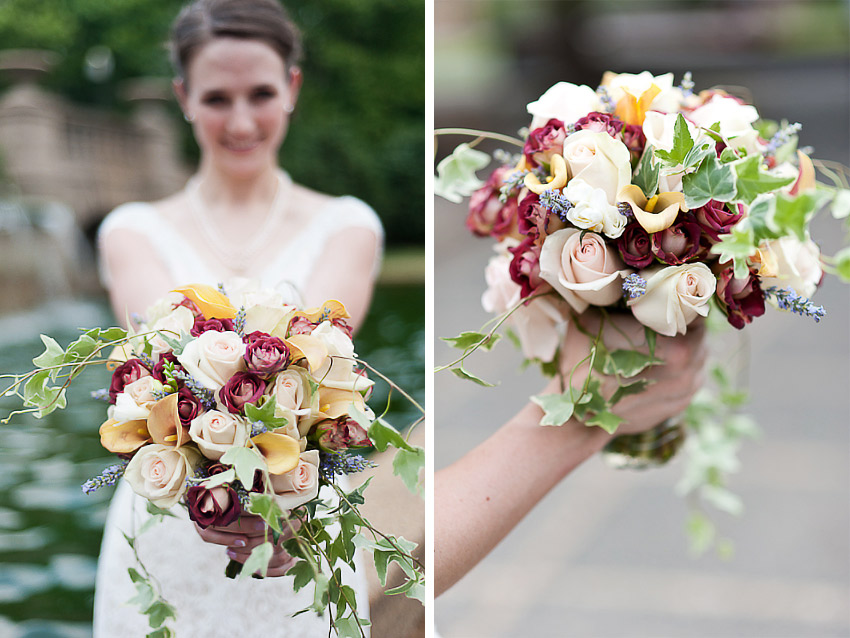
[{"x1": 170, "y1": 0, "x2": 303, "y2": 86}]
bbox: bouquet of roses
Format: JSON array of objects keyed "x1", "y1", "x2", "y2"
[
  {"x1": 436, "y1": 70, "x2": 849, "y2": 549},
  {"x1": 2, "y1": 282, "x2": 424, "y2": 637}
]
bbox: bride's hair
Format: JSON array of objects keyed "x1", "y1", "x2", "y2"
[{"x1": 170, "y1": 0, "x2": 303, "y2": 84}]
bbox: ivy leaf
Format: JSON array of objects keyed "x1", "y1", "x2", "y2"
[
  {"x1": 312, "y1": 573, "x2": 330, "y2": 613},
  {"x1": 830, "y1": 188, "x2": 850, "y2": 220},
  {"x1": 84, "y1": 326, "x2": 128, "y2": 342},
  {"x1": 450, "y1": 365, "x2": 495, "y2": 387},
  {"x1": 32, "y1": 335, "x2": 65, "y2": 369},
  {"x1": 335, "y1": 616, "x2": 371, "y2": 638},
  {"x1": 701, "y1": 485, "x2": 744, "y2": 516},
  {"x1": 584, "y1": 410, "x2": 624, "y2": 434},
  {"x1": 531, "y1": 392, "x2": 575, "y2": 426},
  {"x1": 682, "y1": 155, "x2": 737, "y2": 209},
  {"x1": 367, "y1": 419, "x2": 415, "y2": 453},
  {"x1": 220, "y1": 446, "x2": 266, "y2": 487},
  {"x1": 686, "y1": 510, "x2": 716, "y2": 555},
  {"x1": 393, "y1": 447, "x2": 425, "y2": 495},
  {"x1": 710, "y1": 224, "x2": 757, "y2": 279},
  {"x1": 742, "y1": 195, "x2": 778, "y2": 243},
  {"x1": 244, "y1": 396, "x2": 287, "y2": 430},
  {"x1": 681, "y1": 141, "x2": 715, "y2": 171},
  {"x1": 730, "y1": 154, "x2": 795, "y2": 205},
  {"x1": 771, "y1": 190, "x2": 827, "y2": 241},
  {"x1": 247, "y1": 493, "x2": 285, "y2": 534},
  {"x1": 127, "y1": 580, "x2": 156, "y2": 610},
  {"x1": 65, "y1": 334, "x2": 99, "y2": 361},
  {"x1": 201, "y1": 468, "x2": 236, "y2": 489},
  {"x1": 146, "y1": 627, "x2": 175, "y2": 638},
  {"x1": 654, "y1": 114, "x2": 694, "y2": 166},
  {"x1": 441, "y1": 331, "x2": 500, "y2": 352},
  {"x1": 609, "y1": 378, "x2": 650, "y2": 407},
  {"x1": 145, "y1": 601, "x2": 176, "y2": 629},
  {"x1": 239, "y1": 541, "x2": 274, "y2": 580},
  {"x1": 145, "y1": 502, "x2": 178, "y2": 518},
  {"x1": 604, "y1": 349, "x2": 661, "y2": 378},
  {"x1": 288, "y1": 560, "x2": 316, "y2": 592},
  {"x1": 434, "y1": 143, "x2": 491, "y2": 203},
  {"x1": 633, "y1": 146, "x2": 660, "y2": 198}
]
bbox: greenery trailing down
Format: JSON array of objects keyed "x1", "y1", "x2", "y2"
[{"x1": 0, "y1": 0, "x2": 425, "y2": 246}]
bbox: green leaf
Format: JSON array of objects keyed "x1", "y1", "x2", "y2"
[
  {"x1": 145, "y1": 601, "x2": 176, "y2": 629},
  {"x1": 288, "y1": 559, "x2": 316, "y2": 592},
  {"x1": 32, "y1": 335, "x2": 65, "y2": 368},
  {"x1": 84, "y1": 326, "x2": 128, "y2": 342},
  {"x1": 335, "y1": 616, "x2": 370, "y2": 638},
  {"x1": 633, "y1": 146, "x2": 660, "y2": 198},
  {"x1": 238, "y1": 541, "x2": 274, "y2": 579},
  {"x1": 685, "y1": 510, "x2": 716, "y2": 555},
  {"x1": 450, "y1": 365, "x2": 495, "y2": 387},
  {"x1": 201, "y1": 468, "x2": 236, "y2": 489},
  {"x1": 834, "y1": 246, "x2": 850, "y2": 283},
  {"x1": 710, "y1": 224, "x2": 757, "y2": 279},
  {"x1": 367, "y1": 419, "x2": 415, "y2": 453},
  {"x1": 434, "y1": 143, "x2": 491, "y2": 203},
  {"x1": 609, "y1": 378, "x2": 650, "y2": 407},
  {"x1": 146, "y1": 628, "x2": 175, "y2": 638},
  {"x1": 743, "y1": 195, "x2": 778, "y2": 243},
  {"x1": 830, "y1": 188, "x2": 850, "y2": 220},
  {"x1": 531, "y1": 392, "x2": 575, "y2": 426},
  {"x1": 145, "y1": 502, "x2": 178, "y2": 518},
  {"x1": 584, "y1": 410, "x2": 624, "y2": 434},
  {"x1": 718, "y1": 147, "x2": 739, "y2": 164},
  {"x1": 441, "y1": 330, "x2": 501, "y2": 352},
  {"x1": 681, "y1": 141, "x2": 715, "y2": 171},
  {"x1": 771, "y1": 191, "x2": 825, "y2": 241},
  {"x1": 654, "y1": 114, "x2": 694, "y2": 166},
  {"x1": 393, "y1": 447, "x2": 425, "y2": 495},
  {"x1": 127, "y1": 581, "x2": 156, "y2": 610},
  {"x1": 604, "y1": 349, "x2": 661, "y2": 378},
  {"x1": 247, "y1": 493, "x2": 285, "y2": 534},
  {"x1": 220, "y1": 446, "x2": 266, "y2": 487},
  {"x1": 127, "y1": 568, "x2": 145, "y2": 584},
  {"x1": 65, "y1": 334, "x2": 99, "y2": 360},
  {"x1": 730, "y1": 154, "x2": 795, "y2": 205},
  {"x1": 244, "y1": 396, "x2": 288, "y2": 430},
  {"x1": 682, "y1": 155, "x2": 737, "y2": 209},
  {"x1": 312, "y1": 573, "x2": 330, "y2": 613},
  {"x1": 700, "y1": 485, "x2": 744, "y2": 516},
  {"x1": 645, "y1": 328, "x2": 657, "y2": 358}
]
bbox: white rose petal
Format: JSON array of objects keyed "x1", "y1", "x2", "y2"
[
  {"x1": 526, "y1": 82, "x2": 601, "y2": 129},
  {"x1": 628, "y1": 263, "x2": 716, "y2": 336},
  {"x1": 759, "y1": 236, "x2": 822, "y2": 301},
  {"x1": 561, "y1": 130, "x2": 632, "y2": 205}
]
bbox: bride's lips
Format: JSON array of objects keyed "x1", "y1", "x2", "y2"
[{"x1": 222, "y1": 140, "x2": 263, "y2": 153}]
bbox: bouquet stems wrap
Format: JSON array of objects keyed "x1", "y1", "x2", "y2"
[{"x1": 601, "y1": 416, "x2": 686, "y2": 470}]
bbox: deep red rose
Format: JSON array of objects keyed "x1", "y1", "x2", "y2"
[
  {"x1": 621, "y1": 123, "x2": 647, "y2": 164},
  {"x1": 523, "y1": 118, "x2": 567, "y2": 167},
  {"x1": 244, "y1": 335, "x2": 291, "y2": 377},
  {"x1": 716, "y1": 266, "x2": 765, "y2": 329},
  {"x1": 176, "y1": 387, "x2": 202, "y2": 428},
  {"x1": 617, "y1": 222, "x2": 655, "y2": 268},
  {"x1": 693, "y1": 200, "x2": 744, "y2": 242},
  {"x1": 651, "y1": 215, "x2": 705, "y2": 265},
  {"x1": 218, "y1": 372, "x2": 266, "y2": 414},
  {"x1": 316, "y1": 417, "x2": 372, "y2": 451},
  {"x1": 467, "y1": 165, "x2": 519, "y2": 239},
  {"x1": 109, "y1": 359, "x2": 152, "y2": 403},
  {"x1": 508, "y1": 235, "x2": 546, "y2": 298},
  {"x1": 574, "y1": 112, "x2": 624, "y2": 137},
  {"x1": 191, "y1": 317, "x2": 235, "y2": 337},
  {"x1": 185, "y1": 484, "x2": 241, "y2": 529}
]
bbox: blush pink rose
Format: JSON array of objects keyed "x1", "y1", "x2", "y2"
[
  {"x1": 270, "y1": 450, "x2": 321, "y2": 510},
  {"x1": 539, "y1": 228, "x2": 631, "y2": 313},
  {"x1": 124, "y1": 444, "x2": 200, "y2": 508},
  {"x1": 177, "y1": 330, "x2": 247, "y2": 390},
  {"x1": 628, "y1": 263, "x2": 716, "y2": 336}
]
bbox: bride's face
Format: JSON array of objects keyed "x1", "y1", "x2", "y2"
[{"x1": 178, "y1": 37, "x2": 301, "y2": 179}]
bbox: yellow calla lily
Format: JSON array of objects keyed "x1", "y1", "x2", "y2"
[
  {"x1": 318, "y1": 387, "x2": 366, "y2": 419},
  {"x1": 614, "y1": 83, "x2": 661, "y2": 126},
  {"x1": 252, "y1": 431, "x2": 300, "y2": 474},
  {"x1": 524, "y1": 154, "x2": 569, "y2": 195},
  {"x1": 285, "y1": 334, "x2": 329, "y2": 372},
  {"x1": 789, "y1": 150, "x2": 815, "y2": 195},
  {"x1": 619, "y1": 185, "x2": 688, "y2": 233},
  {"x1": 292, "y1": 299, "x2": 350, "y2": 324},
  {"x1": 99, "y1": 418, "x2": 150, "y2": 454},
  {"x1": 172, "y1": 284, "x2": 237, "y2": 320},
  {"x1": 751, "y1": 244, "x2": 779, "y2": 277},
  {"x1": 146, "y1": 393, "x2": 190, "y2": 447}
]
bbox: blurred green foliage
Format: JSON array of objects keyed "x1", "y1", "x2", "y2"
[{"x1": 0, "y1": 0, "x2": 424, "y2": 245}]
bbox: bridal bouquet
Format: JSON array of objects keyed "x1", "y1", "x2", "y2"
[
  {"x1": 2, "y1": 282, "x2": 424, "y2": 637},
  {"x1": 436, "y1": 70, "x2": 849, "y2": 550}
]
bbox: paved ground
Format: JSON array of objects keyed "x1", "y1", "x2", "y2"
[{"x1": 434, "y1": 62, "x2": 850, "y2": 637}]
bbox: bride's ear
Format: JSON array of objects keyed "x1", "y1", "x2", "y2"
[
  {"x1": 173, "y1": 78, "x2": 191, "y2": 120},
  {"x1": 285, "y1": 66, "x2": 303, "y2": 112}
]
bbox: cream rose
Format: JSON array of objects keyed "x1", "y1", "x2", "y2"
[
  {"x1": 564, "y1": 178, "x2": 627, "y2": 239},
  {"x1": 225, "y1": 279, "x2": 294, "y2": 336},
  {"x1": 628, "y1": 263, "x2": 716, "y2": 336},
  {"x1": 111, "y1": 376, "x2": 163, "y2": 423},
  {"x1": 147, "y1": 306, "x2": 195, "y2": 355},
  {"x1": 757, "y1": 235, "x2": 822, "y2": 300},
  {"x1": 188, "y1": 410, "x2": 250, "y2": 460},
  {"x1": 526, "y1": 82, "x2": 601, "y2": 130},
  {"x1": 124, "y1": 444, "x2": 200, "y2": 508},
  {"x1": 481, "y1": 248, "x2": 566, "y2": 363},
  {"x1": 177, "y1": 330, "x2": 246, "y2": 390},
  {"x1": 539, "y1": 228, "x2": 631, "y2": 313},
  {"x1": 270, "y1": 450, "x2": 320, "y2": 510},
  {"x1": 688, "y1": 94, "x2": 761, "y2": 152},
  {"x1": 561, "y1": 130, "x2": 632, "y2": 205},
  {"x1": 310, "y1": 322, "x2": 374, "y2": 392}
]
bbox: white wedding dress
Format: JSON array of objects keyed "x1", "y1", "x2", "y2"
[{"x1": 93, "y1": 191, "x2": 383, "y2": 637}]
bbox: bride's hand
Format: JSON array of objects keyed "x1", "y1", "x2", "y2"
[
  {"x1": 544, "y1": 310, "x2": 708, "y2": 436},
  {"x1": 194, "y1": 514, "x2": 300, "y2": 577}
]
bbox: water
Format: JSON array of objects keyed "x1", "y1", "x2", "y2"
[{"x1": 0, "y1": 284, "x2": 424, "y2": 637}]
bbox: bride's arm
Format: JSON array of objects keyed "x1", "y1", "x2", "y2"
[{"x1": 435, "y1": 320, "x2": 706, "y2": 596}]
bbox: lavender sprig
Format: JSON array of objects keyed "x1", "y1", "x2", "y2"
[
  {"x1": 250, "y1": 422, "x2": 269, "y2": 437},
  {"x1": 172, "y1": 369, "x2": 216, "y2": 407},
  {"x1": 622, "y1": 273, "x2": 647, "y2": 299},
  {"x1": 82, "y1": 460, "x2": 129, "y2": 494},
  {"x1": 319, "y1": 451, "x2": 377, "y2": 481},
  {"x1": 596, "y1": 85, "x2": 615, "y2": 113},
  {"x1": 764, "y1": 286, "x2": 825, "y2": 322},
  {"x1": 678, "y1": 71, "x2": 695, "y2": 98},
  {"x1": 538, "y1": 189, "x2": 574, "y2": 223},
  {"x1": 90, "y1": 388, "x2": 111, "y2": 402},
  {"x1": 765, "y1": 122, "x2": 802, "y2": 157},
  {"x1": 499, "y1": 169, "x2": 531, "y2": 203},
  {"x1": 234, "y1": 306, "x2": 247, "y2": 337}
]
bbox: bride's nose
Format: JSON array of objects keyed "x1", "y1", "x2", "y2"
[{"x1": 225, "y1": 101, "x2": 256, "y2": 137}]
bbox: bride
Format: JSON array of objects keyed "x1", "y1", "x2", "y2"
[{"x1": 94, "y1": 0, "x2": 382, "y2": 634}]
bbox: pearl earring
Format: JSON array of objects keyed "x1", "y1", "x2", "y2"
[
  {"x1": 284, "y1": 104, "x2": 294, "y2": 114},
  {"x1": 184, "y1": 112, "x2": 195, "y2": 123}
]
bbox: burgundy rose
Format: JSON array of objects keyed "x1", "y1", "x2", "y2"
[
  {"x1": 508, "y1": 235, "x2": 546, "y2": 298},
  {"x1": 316, "y1": 417, "x2": 372, "y2": 451},
  {"x1": 152, "y1": 351, "x2": 180, "y2": 384},
  {"x1": 175, "y1": 297, "x2": 203, "y2": 318},
  {"x1": 651, "y1": 215, "x2": 705, "y2": 265},
  {"x1": 244, "y1": 334, "x2": 291, "y2": 377},
  {"x1": 617, "y1": 222, "x2": 655, "y2": 268},
  {"x1": 176, "y1": 387, "x2": 202, "y2": 428},
  {"x1": 693, "y1": 200, "x2": 744, "y2": 242},
  {"x1": 715, "y1": 266, "x2": 765, "y2": 329},
  {"x1": 621, "y1": 123, "x2": 647, "y2": 164},
  {"x1": 185, "y1": 484, "x2": 241, "y2": 529},
  {"x1": 523, "y1": 118, "x2": 567, "y2": 167},
  {"x1": 467, "y1": 165, "x2": 519, "y2": 239},
  {"x1": 109, "y1": 359, "x2": 151, "y2": 403},
  {"x1": 574, "y1": 112, "x2": 624, "y2": 137},
  {"x1": 190, "y1": 317, "x2": 235, "y2": 337},
  {"x1": 288, "y1": 316, "x2": 315, "y2": 336},
  {"x1": 218, "y1": 372, "x2": 266, "y2": 414}
]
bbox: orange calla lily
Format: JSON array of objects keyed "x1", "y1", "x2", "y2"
[
  {"x1": 252, "y1": 431, "x2": 300, "y2": 474},
  {"x1": 524, "y1": 154, "x2": 569, "y2": 195},
  {"x1": 172, "y1": 284, "x2": 237, "y2": 320},
  {"x1": 614, "y1": 83, "x2": 661, "y2": 126},
  {"x1": 285, "y1": 334, "x2": 328, "y2": 372},
  {"x1": 619, "y1": 185, "x2": 688, "y2": 233},
  {"x1": 147, "y1": 393, "x2": 190, "y2": 447},
  {"x1": 789, "y1": 150, "x2": 815, "y2": 195},
  {"x1": 99, "y1": 418, "x2": 150, "y2": 454},
  {"x1": 318, "y1": 387, "x2": 366, "y2": 419}
]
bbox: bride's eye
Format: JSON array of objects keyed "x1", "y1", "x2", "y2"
[
  {"x1": 251, "y1": 87, "x2": 278, "y2": 102},
  {"x1": 201, "y1": 93, "x2": 229, "y2": 107}
]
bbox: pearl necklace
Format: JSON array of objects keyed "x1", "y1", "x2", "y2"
[{"x1": 186, "y1": 170, "x2": 291, "y2": 275}]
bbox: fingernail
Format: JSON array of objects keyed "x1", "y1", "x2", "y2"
[
  {"x1": 226, "y1": 549, "x2": 237, "y2": 559},
  {"x1": 233, "y1": 539, "x2": 246, "y2": 548},
  {"x1": 254, "y1": 521, "x2": 266, "y2": 532}
]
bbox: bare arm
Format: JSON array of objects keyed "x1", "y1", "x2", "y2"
[{"x1": 435, "y1": 318, "x2": 707, "y2": 596}]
